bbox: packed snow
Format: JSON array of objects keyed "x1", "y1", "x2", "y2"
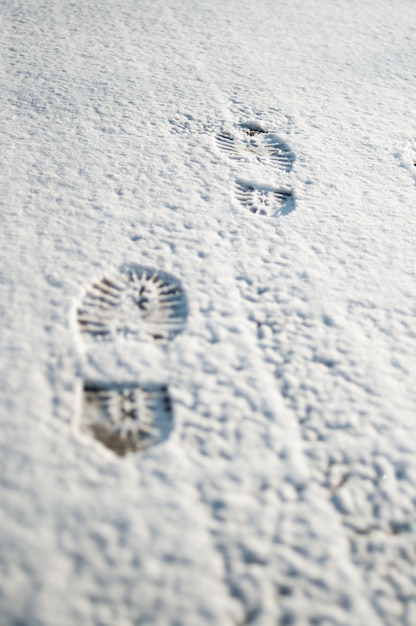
[{"x1": 1, "y1": 0, "x2": 416, "y2": 624}]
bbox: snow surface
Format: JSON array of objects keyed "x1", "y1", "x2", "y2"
[{"x1": 1, "y1": 0, "x2": 416, "y2": 624}]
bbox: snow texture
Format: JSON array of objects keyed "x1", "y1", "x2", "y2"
[{"x1": 1, "y1": 0, "x2": 416, "y2": 624}]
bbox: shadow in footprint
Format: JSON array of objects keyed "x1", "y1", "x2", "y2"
[{"x1": 81, "y1": 382, "x2": 173, "y2": 456}]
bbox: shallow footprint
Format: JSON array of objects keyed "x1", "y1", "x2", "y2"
[
  {"x1": 235, "y1": 180, "x2": 294, "y2": 217},
  {"x1": 216, "y1": 121, "x2": 294, "y2": 172},
  {"x1": 77, "y1": 264, "x2": 187, "y2": 343},
  {"x1": 80, "y1": 382, "x2": 173, "y2": 456},
  {"x1": 402, "y1": 138, "x2": 416, "y2": 179}
]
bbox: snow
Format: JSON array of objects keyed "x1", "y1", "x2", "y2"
[{"x1": 1, "y1": 0, "x2": 416, "y2": 624}]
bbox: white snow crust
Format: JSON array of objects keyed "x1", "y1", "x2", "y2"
[{"x1": 1, "y1": 0, "x2": 416, "y2": 624}]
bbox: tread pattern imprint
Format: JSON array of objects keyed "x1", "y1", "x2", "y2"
[
  {"x1": 215, "y1": 120, "x2": 295, "y2": 218},
  {"x1": 76, "y1": 264, "x2": 187, "y2": 456}
]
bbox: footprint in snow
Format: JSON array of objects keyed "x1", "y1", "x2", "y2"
[
  {"x1": 216, "y1": 120, "x2": 296, "y2": 218},
  {"x1": 402, "y1": 139, "x2": 416, "y2": 180},
  {"x1": 76, "y1": 264, "x2": 187, "y2": 456}
]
